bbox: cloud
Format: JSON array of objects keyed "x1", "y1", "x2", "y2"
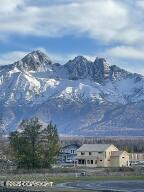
[
  {"x1": 0, "y1": 0, "x2": 24, "y2": 12},
  {"x1": 0, "y1": 48, "x2": 75, "y2": 66},
  {"x1": 37, "y1": 48, "x2": 76, "y2": 64},
  {"x1": 0, "y1": 0, "x2": 143, "y2": 45},
  {"x1": 102, "y1": 46, "x2": 144, "y2": 75},
  {"x1": 108, "y1": 57, "x2": 144, "y2": 75},
  {"x1": 0, "y1": 0, "x2": 144, "y2": 75},
  {"x1": 106, "y1": 46, "x2": 144, "y2": 60},
  {"x1": 136, "y1": 0, "x2": 144, "y2": 9},
  {"x1": 0, "y1": 51, "x2": 28, "y2": 65},
  {"x1": 37, "y1": 47, "x2": 95, "y2": 64}
]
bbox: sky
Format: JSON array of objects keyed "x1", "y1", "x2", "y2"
[{"x1": 0, "y1": 0, "x2": 144, "y2": 74}]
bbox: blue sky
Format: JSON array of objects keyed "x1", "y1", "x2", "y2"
[{"x1": 0, "y1": 0, "x2": 144, "y2": 74}]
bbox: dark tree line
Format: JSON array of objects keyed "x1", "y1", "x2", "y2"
[
  {"x1": 10, "y1": 118, "x2": 59, "y2": 169},
  {"x1": 61, "y1": 137, "x2": 144, "y2": 153}
]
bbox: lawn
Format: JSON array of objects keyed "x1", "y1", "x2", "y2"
[{"x1": 0, "y1": 174, "x2": 144, "y2": 183}]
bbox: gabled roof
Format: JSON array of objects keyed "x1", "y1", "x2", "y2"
[
  {"x1": 111, "y1": 151, "x2": 128, "y2": 157},
  {"x1": 77, "y1": 144, "x2": 113, "y2": 152}
]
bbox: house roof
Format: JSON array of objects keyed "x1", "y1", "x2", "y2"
[
  {"x1": 111, "y1": 151, "x2": 127, "y2": 157},
  {"x1": 62, "y1": 143, "x2": 80, "y2": 149},
  {"x1": 77, "y1": 144, "x2": 113, "y2": 152}
]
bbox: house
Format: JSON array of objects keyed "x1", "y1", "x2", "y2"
[
  {"x1": 111, "y1": 151, "x2": 129, "y2": 167},
  {"x1": 76, "y1": 144, "x2": 129, "y2": 167},
  {"x1": 59, "y1": 144, "x2": 80, "y2": 163}
]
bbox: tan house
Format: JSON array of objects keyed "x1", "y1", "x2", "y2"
[
  {"x1": 111, "y1": 151, "x2": 129, "y2": 167},
  {"x1": 76, "y1": 144, "x2": 129, "y2": 167}
]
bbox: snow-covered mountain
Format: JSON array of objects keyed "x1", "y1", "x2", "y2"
[{"x1": 0, "y1": 50, "x2": 144, "y2": 136}]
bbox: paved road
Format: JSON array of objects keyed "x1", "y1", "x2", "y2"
[{"x1": 60, "y1": 180, "x2": 144, "y2": 192}]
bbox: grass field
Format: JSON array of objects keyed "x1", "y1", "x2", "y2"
[{"x1": 0, "y1": 174, "x2": 144, "y2": 183}]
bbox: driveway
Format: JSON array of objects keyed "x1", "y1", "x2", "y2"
[{"x1": 58, "y1": 180, "x2": 144, "y2": 192}]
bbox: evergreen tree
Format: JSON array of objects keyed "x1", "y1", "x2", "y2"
[
  {"x1": 10, "y1": 118, "x2": 42, "y2": 169},
  {"x1": 10, "y1": 118, "x2": 59, "y2": 169},
  {"x1": 40, "y1": 122, "x2": 60, "y2": 168}
]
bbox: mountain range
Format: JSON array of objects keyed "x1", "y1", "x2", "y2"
[{"x1": 0, "y1": 50, "x2": 144, "y2": 136}]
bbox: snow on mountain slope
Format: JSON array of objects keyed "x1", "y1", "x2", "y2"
[
  {"x1": 14, "y1": 50, "x2": 53, "y2": 72},
  {"x1": 0, "y1": 50, "x2": 144, "y2": 136},
  {"x1": 1, "y1": 50, "x2": 143, "y2": 105},
  {"x1": 105, "y1": 76, "x2": 144, "y2": 103}
]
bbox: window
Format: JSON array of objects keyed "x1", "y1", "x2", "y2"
[
  {"x1": 78, "y1": 159, "x2": 85, "y2": 165},
  {"x1": 91, "y1": 160, "x2": 93, "y2": 164},
  {"x1": 89, "y1": 152, "x2": 92, "y2": 156},
  {"x1": 100, "y1": 160, "x2": 103, "y2": 162},
  {"x1": 122, "y1": 157, "x2": 125, "y2": 159},
  {"x1": 87, "y1": 160, "x2": 90, "y2": 164},
  {"x1": 105, "y1": 152, "x2": 106, "y2": 158},
  {"x1": 95, "y1": 160, "x2": 97, "y2": 164},
  {"x1": 71, "y1": 150, "x2": 75, "y2": 154},
  {"x1": 98, "y1": 152, "x2": 103, "y2": 154},
  {"x1": 81, "y1": 152, "x2": 85, "y2": 155}
]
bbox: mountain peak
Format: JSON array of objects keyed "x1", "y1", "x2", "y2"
[
  {"x1": 65, "y1": 55, "x2": 113, "y2": 82},
  {"x1": 29, "y1": 50, "x2": 49, "y2": 60},
  {"x1": 66, "y1": 55, "x2": 89, "y2": 66},
  {"x1": 95, "y1": 57, "x2": 106, "y2": 62},
  {"x1": 94, "y1": 57, "x2": 109, "y2": 68},
  {"x1": 65, "y1": 55, "x2": 92, "y2": 80},
  {"x1": 72, "y1": 55, "x2": 88, "y2": 62},
  {"x1": 14, "y1": 50, "x2": 52, "y2": 72}
]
